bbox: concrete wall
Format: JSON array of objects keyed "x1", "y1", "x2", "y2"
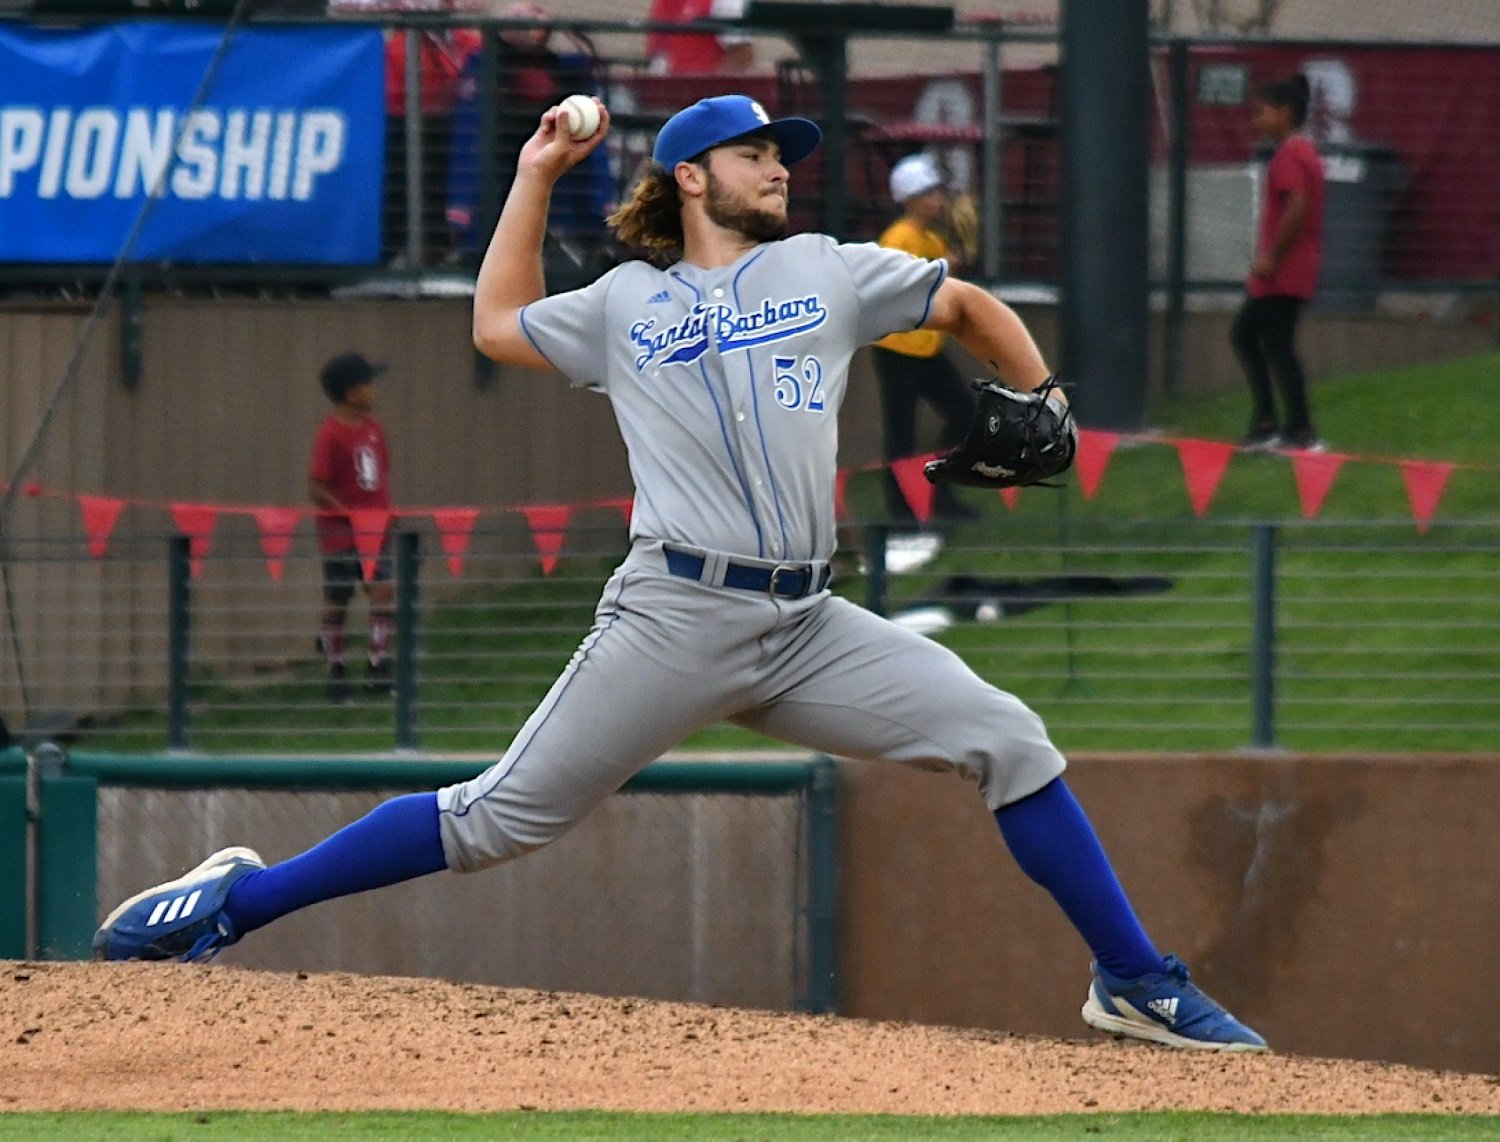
[
  {"x1": 94, "y1": 781, "x2": 811, "y2": 1011},
  {"x1": 837, "y1": 752, "x2": 1500, "y2": 1074},
  {"x1": 80, "y1": 751, "x2": 1500, "y2": 1074}
]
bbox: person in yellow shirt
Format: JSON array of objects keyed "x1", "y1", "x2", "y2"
[{"x1": 873, "y1": 153, "x2": 980, "y2": 523}]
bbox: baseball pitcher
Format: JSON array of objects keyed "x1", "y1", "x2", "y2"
[{"x1": 94, "y1": 94, "x2": 1264, "y2": 1053}]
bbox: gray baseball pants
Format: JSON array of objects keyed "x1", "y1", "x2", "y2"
[{"x1": 436, "y1": 541, "x2": 1067, "y2": 872}]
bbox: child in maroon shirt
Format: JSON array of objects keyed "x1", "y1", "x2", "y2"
[
  {"x1": 308, "y1": 352, "x2": 395, "y2": 703},
  {"x1": 1232, "y1": 73, "x2": 1326, "y2": 452}
]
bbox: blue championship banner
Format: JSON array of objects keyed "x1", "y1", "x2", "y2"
[{"x1": 0, "y1": 22, "x2": 384, "y2": 264}]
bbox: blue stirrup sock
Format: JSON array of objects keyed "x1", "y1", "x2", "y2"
[
  {"x1": 223, "y1": 792, "x2": 448, "y2": 936},
  {"x1": 993, "y1": 776, "x2": 1163, "y2": 980}
]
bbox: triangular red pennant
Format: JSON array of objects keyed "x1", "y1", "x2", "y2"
[
  {"x1": 1074, "y1": 430, "x2": 1121, "y2": 501},
  {"x1": 1289, "y1": 451, "x2": 1346, "y2": 519},
  {"x1": 433, "y1": 507, "x2": 480, "y2": 579},
  {"x1": 1400, "y1": 460, "x2": 1454, "y2": 534},
  {"x1": 78, "y1": 495, "x2": 125, "y2": 560},
  {"x1": 522, "y1": 504, "x2": 572, "y2": 575},
  {"x1": 252, "y1": 507, "x2": 302, "y2": 581},
  {"x1": 347, "y1": 508, "x2": 391, "y2": 582},
  {"x1": 169, "y1": 503, "x2": 217, "y2": 578},
  {"x1": 1173, "y1": 439, "x2": 1236, "y2": 517},
  {"x1": 600, "y1": 497, "x2": 633, "y2": 526},
  {"x1": 889, "y1": 456, "x2": 936, "y2": 523},
  {"x1": 835, "y1": 469, "x2": 850, "y2": 519},
  {"x1": 999, "y1": 487, "x2": 1020, "y2": 511}
]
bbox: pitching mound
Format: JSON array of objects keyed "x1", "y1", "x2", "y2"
[{"x1": 3, "y1": 961, "x2": 1497, "y2": 1115}]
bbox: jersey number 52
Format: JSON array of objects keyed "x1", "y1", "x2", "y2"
[{"x1": 772, "y1": 355, "x2": 825, "y2": 413}]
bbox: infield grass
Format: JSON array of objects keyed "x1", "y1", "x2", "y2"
[{"x1": 1, "y1": 1112, "x2": 1497, "y2": 1140}]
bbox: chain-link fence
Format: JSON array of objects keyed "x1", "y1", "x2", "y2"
[
  {"x1": 862, "y1": 517, "x2": 1500, "y2": 752},
  {"x1": 2, "y1": 513, "x2": 1497, "y2": 754},
  {"x1": 4, "y1": 10, "x2": 1497, "y2": 305}
]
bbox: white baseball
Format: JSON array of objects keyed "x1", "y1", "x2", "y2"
[{"x1": 559, "y1": 94, "x2": 601, "y2": 141}]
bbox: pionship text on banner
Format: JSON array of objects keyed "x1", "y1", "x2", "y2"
[{"x1": 0, "y1": 22, "x2": 385, "y2": 265}]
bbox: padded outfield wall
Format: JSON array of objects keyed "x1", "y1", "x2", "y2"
[{"x1": 4, "y1": 748, "x2": 1494, "y2": 1075}]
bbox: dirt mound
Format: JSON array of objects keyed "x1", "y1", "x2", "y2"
[{"x1": 2, "y1": 960, "x2": 1497, "y2": 1115}]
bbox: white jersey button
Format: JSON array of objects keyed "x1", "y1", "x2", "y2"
[
  {"x1": 736, "y1": 412, "x2": 746, "y2": 422},
  {"x1": 712, "y1": 288, "x2": 725, "y2": 298}
]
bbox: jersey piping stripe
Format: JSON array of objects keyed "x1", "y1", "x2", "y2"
[
  {"x1": 694, "y1": 361, "x2": 765, "y2": 558},
  {"x1": 516, "y1": 306, "x2": 563, "y2": 373},
  {"x1": 442, "y1": 599, "x2": 626, "y2": 818},
  {"x1": 669, "y1": 271, "x2": 766, "y2": 558},
  {"x1": 731, "y1": 251, "x2": 793, "y2": 559},
  {"x1": 916, "y1": 259, "x2": 949, "y2": 328}
]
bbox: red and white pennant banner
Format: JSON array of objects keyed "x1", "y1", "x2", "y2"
[{"x1": 14, "y1": 430, "x2": 1478, "y2": 581}]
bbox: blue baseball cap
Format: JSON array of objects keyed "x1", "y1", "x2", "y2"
[{"x1": 652, "y1": 95, "x2": 822, "y2": 169}]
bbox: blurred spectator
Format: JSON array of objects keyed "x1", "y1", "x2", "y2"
[
  {"x1": 309, "y1": 352, "x2": 396, "y2": 705},
  {"x1": 872, "y1": 153, "x2": 980, "y2": 524},
  {"x1": 446, "y1": 2, "x2": 613, "y2": 267},
  {"x1": 330, "y1": 0, "x2": 484, "y2": 265},
  {"x1": 646, "y1": 0, "x2": 754, "y2": 75},
  {"x1": 940, "y1": 187, "x2": 981, "y2": 272},
  {"x1": 1233, "y1": 72, "x2": 1326, "y2": 452}
]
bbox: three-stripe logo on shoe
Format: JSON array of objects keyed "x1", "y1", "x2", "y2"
[
  {"x1": 146, "y1": 890, "x2": 202, "y2": 927},
  {"x1": 1147, "y1": 997, "x2": 1179, "y2": 1025}
]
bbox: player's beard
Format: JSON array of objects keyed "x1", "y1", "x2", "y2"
[{"x1": 703, "y1": 170, "x2": 788, "y2": 243}]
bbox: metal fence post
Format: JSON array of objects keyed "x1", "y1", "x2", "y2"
[
  {"x1": 1250, "y1": 523, "x2": 1278, "y2": 748},
  {"x1": 121, "y1": 267, "x2": 144, "y2": 390},
  {"x1": 1163, "y1": 38, "x2": 1190, "y2": 398},
  {"x1": 862, "y1": 524, "x2": 888, "y2": 617},
  {"x1": 402, "y1": 26, "x2": 424, "y2": 270},
  {"x1": 802, "y1": 756, "x2": 839, "y2": 1014},
  {"x1": 394, "y1": 530, "x2": 421, "y2": 751},
  {"x1": 167, "y1": 534, "x2": 191, "y2": 752},
  {"x1": 32, "y1": 743, "x2": 97, "y2": 960},
  {"x1": 981, "y1": 32, "x2": 1004, "y2": 282},
  {"x1": 0, "y1": 770, "x2": 25, "y2": 957}
]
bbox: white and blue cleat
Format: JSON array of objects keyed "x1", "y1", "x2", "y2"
[
  {"x1": 92, "y1": 846, "x2": 264, "y2": 963},
  {"x1": 1082, "y1": 954, "x2": 1268, "y2": 1052}
]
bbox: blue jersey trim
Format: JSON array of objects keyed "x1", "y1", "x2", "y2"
[
  {"x1": 671, "y1": 271, "x2": 765, "y2": 556},
  {"x1": 444, "y1": 602, "x2": 624, "y2": 817},
  {"x1": 732, "y1": 254, "x2": 792, "y2": 558},
  {"x1": 915, "y1": 258, "x2": 948, "y2": 329},
  {"x1": 697, "y1": 359, "x2": 765, "y2": 557},
  {"x1": 517, "y1": 305, "x2": 562, "y2": 372}
]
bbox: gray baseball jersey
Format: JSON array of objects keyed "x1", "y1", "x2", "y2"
[
  {"x1": 436, "y1": 234, "x2": 1066, "y2": 871},
  {"x1": 519, "y1": 233, "x2": 941, "y2": 563}
]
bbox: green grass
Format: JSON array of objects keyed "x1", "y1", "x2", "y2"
[
  {"x1": 83, "y1": 352, "x2": 1500, "y2": 755},
  {"x1": 0, "y1": 1112, "x2": 1496, "y2": 1140}
]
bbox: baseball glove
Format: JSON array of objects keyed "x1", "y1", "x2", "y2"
[{"x1": 923, "y1": 375, "x2": 1077, "y2": 489}]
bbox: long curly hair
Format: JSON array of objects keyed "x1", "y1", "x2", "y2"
[{"x1": 608, "y1": 165, "x2": 684, "y2": 263}]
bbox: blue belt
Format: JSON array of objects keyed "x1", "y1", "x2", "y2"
[{"x1": 663, "y1": 546, "x2": 831, "y2": 599}]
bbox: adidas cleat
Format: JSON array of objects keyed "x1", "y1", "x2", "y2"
[
  {"x1": 92, "y1": 846, "x2": 264, "y2": 963},
  {"x1": 1082, "y1": 954, "x2": 1268, "y2": 1052}
]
